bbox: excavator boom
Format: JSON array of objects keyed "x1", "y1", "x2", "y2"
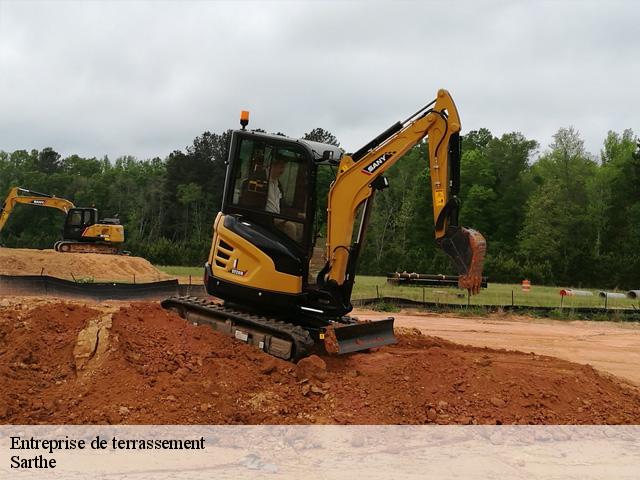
[
  {"x1": 324, "y1": 89, "x2": 486, "y2": 296},
  {"x1": 0, "y1": 187, "x2": 75, "y2": 232}
]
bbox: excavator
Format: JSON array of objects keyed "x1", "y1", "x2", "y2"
[
  {"x1": 0, "y1": 187, "x2": 125, "y2": 254},
  {"x1": 162, "y1": 89, "x2": 486, "y2": 360}
]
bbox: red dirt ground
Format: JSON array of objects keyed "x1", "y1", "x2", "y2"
[{"x1": 1, "y1": 300, "x2": 639, "y2": 425}]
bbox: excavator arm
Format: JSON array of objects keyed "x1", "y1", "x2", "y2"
[
  {"x1": 0, "y1": 187, "x2": 76, "y2": 232},
  {"x1": 324, "y1": 89, "x2": 486, "y2": 295}
]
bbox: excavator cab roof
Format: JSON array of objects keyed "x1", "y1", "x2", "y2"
[
  {"x1": 299, "y1": 139, "x2": 343, "y2": 165},
  {"x1": 244, "y1": 130, "x2": 343, "y2": 165}
]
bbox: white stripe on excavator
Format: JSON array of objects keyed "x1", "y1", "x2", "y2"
[{"x1": 300, "y1": 306, "x2": 323, "y2": 313}]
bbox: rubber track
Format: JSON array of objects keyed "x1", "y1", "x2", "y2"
[
  {"x1": 161, "y1": 296, "x2": 315, "y2": 360},
  {"x1": 55, "y1": 241, "x2": 120, "y2": 255}
]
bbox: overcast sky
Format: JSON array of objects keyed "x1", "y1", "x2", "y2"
[{"x1": 0, "y1": 0, "x2": 638, "y2": 160}]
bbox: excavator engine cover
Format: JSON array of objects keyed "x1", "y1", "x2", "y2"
[
  {"x1": 324, "y1": 317, "x2": 396, "y2": 354},
  {"x1": 439, "y1": 226, "x2": 487, "y2": 295}
]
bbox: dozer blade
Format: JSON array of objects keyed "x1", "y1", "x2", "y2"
[
  {"x1": 324, "y1": 318, "x2": 396, "y2": 354},
  {"x1": 439, "y1": 226, "x2": 487, "y2": 295}
]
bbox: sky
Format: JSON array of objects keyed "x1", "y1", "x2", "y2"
[{"x1": 0, "y1": 0, "x2": 638, "y2": 160}]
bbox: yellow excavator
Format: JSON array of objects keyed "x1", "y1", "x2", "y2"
[
  {"x1": 0, "y1": 187, "x2": 125, "y2": 254},
  {"x1": 162, "y1": 89, "x2": 486, "y2": 360}
]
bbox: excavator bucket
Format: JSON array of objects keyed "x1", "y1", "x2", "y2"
[
  {"x1": 439, "y1": 226, "x2": 487, "y2": 295},
  {"x1": 324, "y1": 318, "x2": 396, "y2": 354}
]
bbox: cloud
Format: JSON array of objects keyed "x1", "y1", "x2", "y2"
[{"x1": 0, "y1": 0, "x2": 638, "y2": 159}]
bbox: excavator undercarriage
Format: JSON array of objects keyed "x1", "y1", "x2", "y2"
[
  {"x1": 161, "y1": 296, "x2": 395, "y2": 360},
  {"x1": 53, "y1": 240, "x2": 121, "y2": 255},
  {"x1": 162, "y1": 296, "x2": 315, "y2": 360}
]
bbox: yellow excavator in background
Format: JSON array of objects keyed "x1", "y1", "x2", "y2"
[
  {"x1": 0, "y1": 187, "x2": 125, "y2": 254},
  {"x1": 163, "y1": 89, "x2": 486, "y2": 360}
]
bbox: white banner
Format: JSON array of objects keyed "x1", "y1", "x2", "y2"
[{"x1": 1, "y1": 426, "x2": 639, "y2": 479}]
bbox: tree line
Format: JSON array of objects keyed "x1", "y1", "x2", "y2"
[{"x1": 1, "y1": 126, "x2": 638, "y2": 288}]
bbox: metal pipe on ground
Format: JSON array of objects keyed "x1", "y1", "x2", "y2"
[
  {"x1": 390, "y1": 272, "x2": 470, "y2": 280},
  {"x1": 559, "y1": 289, "x2": 593, "y2": 297},
  {"x1": 598, "y1": 291, "x2": 627, "y2": 299},
  {"x1": 387, "y1": 272, "x2": 488, "y2": 289}
]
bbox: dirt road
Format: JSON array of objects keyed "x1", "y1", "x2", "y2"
[{"x1": 358, "y1": 310, "x2": 640, "y2": 386}]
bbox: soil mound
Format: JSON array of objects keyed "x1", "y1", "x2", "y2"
[
  {"x1": 0, "y1": 247, "x2": 171, "y2": 282},
  {"x1": 1, "y1": 301, "x2": 639, "y2": 425}
]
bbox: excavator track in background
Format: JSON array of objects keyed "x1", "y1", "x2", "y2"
[
  {"x1": 54, "y1": 241, "x2": 120, "y2": 255},
  {"x1": 161, "y1": 296, "x2": 315, "y2": 361}
]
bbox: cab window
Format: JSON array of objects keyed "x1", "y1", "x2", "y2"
[
  {"x1": 68, "y1": 211, "x2": 83, "y2": 227},
  {"x1": 230, "y1": 137, "x2": 309, "y2": 243}
]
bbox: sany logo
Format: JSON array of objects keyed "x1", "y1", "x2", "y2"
[{"x1": 361, "y1": 151, "x2": 396, "y2": 175}]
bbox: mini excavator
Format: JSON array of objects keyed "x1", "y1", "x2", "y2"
[
  {"x1": 0, "y1": 187, "x2": 125, "y2": 254},
  {"x1": 162, "y1": 89, "x2": 486, "y2": 360}
]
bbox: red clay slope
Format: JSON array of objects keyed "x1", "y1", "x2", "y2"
[{"x1": 0, "y1": 301, "x2": 639, "y2": 424}]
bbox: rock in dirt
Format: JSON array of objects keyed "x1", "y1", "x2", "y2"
[
  {"x1": 259, "y1": 359, "x2": 279, "y2": 375},
  {"x1": 295, "y1": 355, "x2": 327, "y2": 381},
  {"x1": 475, "y1": 357, "x2": 492, "y2": 367},
  {"x1": 310, "y1": 385, "x2": 327, "y2": 395},
  {"x1": 73, "y1": 313, "x2": 114, "y2": 373},
  {"x1": 490, "y1": 397, "x2": 506, "y2": 408},
  {"x1": 427, "y1": 408, "x2": 438, "y2": 421}
]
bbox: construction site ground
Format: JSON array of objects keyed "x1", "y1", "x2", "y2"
[
  {"x1": 368, "y1": 310, "x2": 640, "y2": 387},
  {"x1": 1, "y1": 296, "x2": 640, "y2": 425}
]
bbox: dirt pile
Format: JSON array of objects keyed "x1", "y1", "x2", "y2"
[
  {"x1": 0, "y1": 247, "x2": 171, "y2": 282},
  {"x1": 1, "y1": 300, "x2": 639, "y2": 425}
]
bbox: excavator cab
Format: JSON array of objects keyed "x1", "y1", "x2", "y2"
[
  {"x1": 228, "y1": 134, "x2": 314, "y2": 247},
  {"x1": 63, "y1": 208, "x2": 99, "y2": 241},
  {"x1": 208, "y1": 130, "x2": 341, "y2": 314}
]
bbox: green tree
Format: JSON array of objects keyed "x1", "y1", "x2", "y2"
[
  {"x1": 519, "y1": 127, "x2": 598, "y2": 284},
  {"x1": 164, "y1": 131, "x2": 230, "y2": 243},
  {"x1": 37, "y1": 147, "x2": 62, "y2": 173},
  {"x1": 597, "y1": 129, "x2": 640, "y2": 286},
  {"x1": 303, "y1": 128, "x2": 340, "y2": 147}
]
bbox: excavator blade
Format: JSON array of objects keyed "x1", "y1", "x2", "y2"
[
  {"x1": 439, "y1": 226, "x2": 487, "y2": 295},
  {"x1": 324, "y1": 318, "x2": 396, "y2": 354}
]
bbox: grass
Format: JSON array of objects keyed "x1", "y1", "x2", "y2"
[
  {"x1": 157, "y1": 265, "x2": 203, "y2": 278},
  {"x1": 155, "y1": 266, "x2": 640, "y2": 311},
  {"x1": 352, "y1": 276, "x2": 640, "y2": 310}
]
